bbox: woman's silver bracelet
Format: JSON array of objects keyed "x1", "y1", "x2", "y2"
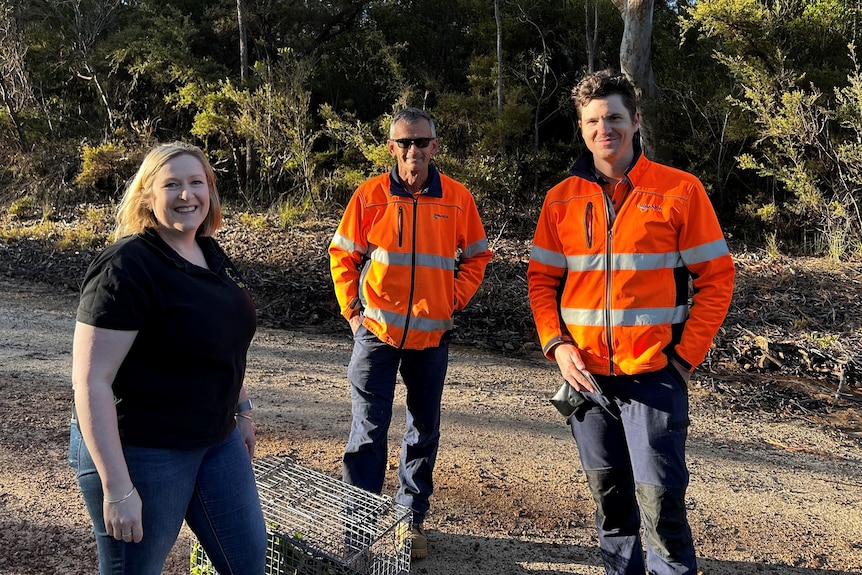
[{"x1": 104, "y1": 486, "x2": 136, "y2": 504}]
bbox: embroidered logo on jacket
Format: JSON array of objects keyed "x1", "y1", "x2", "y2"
[
  {"x1": 433, "y1": 213, "x2": 449, "y2": 219},
  {"x1": 226, "y1": 267, "x2": 246, "y2": 288},
  {"x1": 638, "y1": 203, "x2": 663, "y2": 213}
]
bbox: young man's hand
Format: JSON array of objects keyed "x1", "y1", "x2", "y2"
[{"x1": 553, "y1": 343, "x2": 600, "y2": 393}]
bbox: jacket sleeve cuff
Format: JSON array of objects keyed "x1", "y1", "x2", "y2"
[
  {"x1": 542, "y1": 336, "x2": 574, "y2": 360},
  {"x1": 343, "y1": 296, "x2": 362, "y2": 320},
  {"x1": 669, "y1": 350, "x2": 695, "y2": 372}
]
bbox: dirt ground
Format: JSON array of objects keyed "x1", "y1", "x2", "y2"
[{"x1": 1, "y1": 277, "x2": 861, "y2": 575}]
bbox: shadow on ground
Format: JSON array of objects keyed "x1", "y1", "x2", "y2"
[{"x1": 415, "y1": 530, "x2": 859, "y2": 575}]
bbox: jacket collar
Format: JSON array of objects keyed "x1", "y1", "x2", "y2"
[
  {"x1": 139, "y1": 228, "x2": 224, "y2": 272},
  {"x1": 388, "y1": 164, "x2": 443, "y2": 198}
]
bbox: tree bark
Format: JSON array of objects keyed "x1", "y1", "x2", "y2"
[
  {"x1": 495, "y1": 0, "x2": 503, "y2": 113},
  {"x1": 237, "y1": 0, "x2": 248, "y2": 83},
  {"x1": 611, "y1": 0, "x2": 660, "y2": 157},
  {"x1": 584, "y1": 0, "x2": 599, "y2": 73},
  {"x1": 237, "y1": 0, "x2": 252, "y2": 195}
]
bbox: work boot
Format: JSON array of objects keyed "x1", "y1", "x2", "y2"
[{"x1": 410, "y1": 524, "x2": 428, "y2": 559}]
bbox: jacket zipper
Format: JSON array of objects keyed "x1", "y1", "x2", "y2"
[
  {"x1": 584, "y1": 202, "x2": 594, "y2": 249},
  {"x1": 398, "y1": 196, "x2": 419, "y2": 349},
  {"x1": 603, "y1": 195, "x2": 615, "y2": 375},
  {"x1": 398, "y1": 205, "x2": 403, "y2": 247}
]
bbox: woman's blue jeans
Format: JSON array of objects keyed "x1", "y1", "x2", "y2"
[{"x1": 69, "y1": 420, "x2": 267, "y2": 575}]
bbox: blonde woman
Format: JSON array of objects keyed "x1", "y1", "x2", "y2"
[{"x1": 69, "y1": 142, "x2": 266, "y2": 574}]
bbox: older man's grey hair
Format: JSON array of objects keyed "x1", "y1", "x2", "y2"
[{"x1": 389, "y1": 107, "x2": 437, "y2": 138}]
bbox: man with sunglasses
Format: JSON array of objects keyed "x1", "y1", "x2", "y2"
[
  {"x1": 329, "y1": 107, "x2": 491, "y2": 560},
  {"x1": 528, "y1": 70, "x2": 735, "y2": 574}
]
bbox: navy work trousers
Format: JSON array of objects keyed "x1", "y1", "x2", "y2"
[
  {"x1": 570, "y1": 366, "x2": 696, "y2": 575},
  {"x1": 342, "y1": 325, "x2": 449, "y2": 525}
]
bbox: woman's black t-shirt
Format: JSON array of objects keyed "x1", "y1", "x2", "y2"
[{"x1": 76, "y1": 229, "x2": 257, "y2": 449}]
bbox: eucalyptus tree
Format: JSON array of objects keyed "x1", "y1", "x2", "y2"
[{"x1": 601, "y1": 0, "x2": 659, "y2": 156}]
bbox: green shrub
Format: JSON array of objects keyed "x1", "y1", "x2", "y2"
[
  {"x1": 239, "y1": 212, "x2": 270, "y2": 230},
  {"x1": 75, "y1": 142, "x2": 136, "y2": 198},
  {"x1": 7, "y1": 195, "x2": 34, "y2": 219}
]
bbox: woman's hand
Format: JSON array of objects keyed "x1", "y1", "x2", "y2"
[
  {"x1": 103, "y1": 486, "x2": 143, "y2": 543},
  {"x1": 237, "y1": 414, "x2": 256, "y2": 458}
]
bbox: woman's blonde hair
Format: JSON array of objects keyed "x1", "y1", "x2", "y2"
[{"x1": 114, "y1": 141, "x2": 222, "y2": 239}]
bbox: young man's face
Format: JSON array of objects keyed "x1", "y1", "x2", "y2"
[{"x1": 578, "y1": 94, "x2": 640, "y2": 168}]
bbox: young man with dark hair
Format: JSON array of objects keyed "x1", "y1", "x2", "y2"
[{"x1": 528, "y1": 70, "x2": 735, "y2": 575}]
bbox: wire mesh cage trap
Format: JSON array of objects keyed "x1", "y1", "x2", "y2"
[{"x1": 190, "y1": 456, "x2": 412, "y2": 575}]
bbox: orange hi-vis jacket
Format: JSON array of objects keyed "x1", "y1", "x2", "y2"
[
  {"x1": 528, "y1": 149, "x2": 735, "y2": 376},
  {"x1": 330, "y1": 165, "x2": 492, "y2": 350}
]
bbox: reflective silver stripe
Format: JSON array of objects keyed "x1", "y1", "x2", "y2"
[
  {"x1": 565, "y1": 254, "x2": 607, "y2": 272},
  {"x1": 680, "y1": 238, "x2": 730, "y2": 265},
  {"x1": 368, "y1": 248, "x2": 396, "y2": 264},
  {"x1": 364, "y1": 305, "x2": 454, "y2": 332},
  {"x1": 560, "y1": 308, "x2": 604, "y2": 326},
  {"x1": 535, "y1": 241, "x2": 729, "y2": 273},
  {"x1": 408, "y1": 315, "x2": 454, "y2": 332},
  {"x1": 530, "y1": 245, "x2": 567, "y2": 268},
  {"x1": 561, "y1": 305, "x2": 688, "y2": 326},
  {"x1": 558, "y1": 251, "x2": 687, "y2": 272},
  {"x1": 612, "y1": 251, "x2": 684, "y2": 271},
  {"x1": 416, "y1": 252, "x2": 456, "y2": 271},
  {"x1": 369, "y1": 247, "x2": 455, "y2": 271},
  {"x1": 332, "y1": 231, "x2": 365, "y2": 255},
  {"x1": 463, "y1": 237, "x2": 489, "y2": 258}
]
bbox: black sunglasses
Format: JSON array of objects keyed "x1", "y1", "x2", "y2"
[{"x1": 392, "y1": 137, "x2": 434, "y2": 149}]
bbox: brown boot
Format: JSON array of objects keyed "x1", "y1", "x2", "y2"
[{"x1": 410, "y1": 524, "x2": 428, "y2": 559}]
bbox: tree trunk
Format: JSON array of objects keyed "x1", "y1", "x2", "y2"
[
  {"x1": 584, "y1": 0, "x2": 599, "y2": 73},
  {"x1": 237, "y1": 0, "x2": 248, "y2": 83},
  {"x1": 495, "y1": 0, "x2": 503, "y2": 113},
  {"x1": 237, "y1": 0, "x2": 253, "y2": 196},
  {"x1": 81, "y1": 59, "x2": 114, "y2": 134},
  {"x1": 611, "y1": 0, "x2": 660, "y2": 158}
]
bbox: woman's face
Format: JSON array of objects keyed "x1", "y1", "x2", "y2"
[{"x1": 148, "y1": 153, "x2": 210, "y2": 239}]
